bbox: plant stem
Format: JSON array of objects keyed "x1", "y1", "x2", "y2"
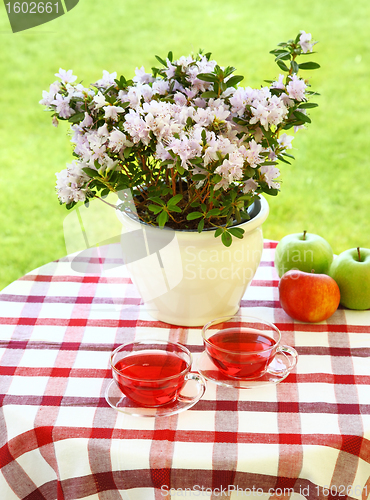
[
  {"x1": 357, "y1": 247, "x2": 361, "y2": 262},
  {"x1": 303, "y1": 230, "x2": 307, "y2": 240},
  {"x1": 170, "y1": 168, "x2": 177, "y2": 196}
]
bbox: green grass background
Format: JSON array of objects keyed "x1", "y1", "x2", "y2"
[{"x1": 1, "y1": 0, "x2": 370, "y2": 291}]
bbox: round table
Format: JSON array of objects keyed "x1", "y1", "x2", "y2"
[{"x1": 1, "y1": 240, "x2": 370, "y2": 500}]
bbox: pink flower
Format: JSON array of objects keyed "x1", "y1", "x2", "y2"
[
  {"x1": 51, "y1": 94, "x2": 74, "y2": 119},
  {"x1": 299, "y1": 31, "x2": 314, "y2": 54},
  {"x1": 260, "y1": 165, "x2": 280, "y2": 189},
  {"x1": 271, "y1": 74, "x2": 286, "y2": 90},
  {"x1": 245, "y1": 140, "x2": 263, "y2": 168},
  {"x1": 123, "y1": 110, "x2": 151, "y2": 145},
  {"x1": 55, "y1": 69, "x2": 77, "y2": 83},
  {"x1": 278, "y1": 133, "x2": 294, "y2": 150},
  {"x1": 80, "y1": 113, "x2": 94, "y2": 128},
  {"x1": 93, "y1": 91, "x2": 108, "y2": 109},
  {"x1": 95, "y1": 70, "x2": 117, "y2": 88},
  {"x1": 286, "y1": 74, "x2": 307, "y2": 101},
  {"x1": 250, "y1": 103, "x2": 269, "y2": 130},
  {"x1": 133, "y1": 66, "x2": 153, "y2": 84},
  {"x1": 109, "y1": 129, "x2": 133, "y2": 152},
  {"x1": 243, "y1": 178, "x2": 258, "y2": 193},
  {"x1": 103, "y1": 105, "x2": 125, "y2": 121}
]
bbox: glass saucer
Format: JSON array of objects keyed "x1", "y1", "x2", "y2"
[
  {"x1": 105, "y1": 377, "x2": 205, "y2": 418},
  {"x1": 195, "y1": 351, "x2": 295, "y2": 389}
]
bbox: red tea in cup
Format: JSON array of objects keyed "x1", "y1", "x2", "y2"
[
  {"x1": 202, "y1": 316, "x2": 298, "y2": 380},
  {"x1": 110, "y1": 340, "x2": 205, "y2": 407},
  {"x1": 206, "y1": 327, "x2": 276, "y2": 379}
]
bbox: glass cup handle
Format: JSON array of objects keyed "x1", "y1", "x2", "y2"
[
  {"x1": 266, "y1": 345, "x2": 298, "y2": 377},
  {"x1": 177, "y1": 372, "x2": 206, "y2": 403}
]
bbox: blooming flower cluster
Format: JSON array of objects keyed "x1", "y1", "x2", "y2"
[{"x1": 40, "y1": 31, "x2": 319, "y2": 246}]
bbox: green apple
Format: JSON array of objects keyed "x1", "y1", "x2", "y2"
[
  {"x1": 275, "y1": 231, "x2": 334, "y2": 278},
  {"x1": 329, "y1": 247, "x2": 370, "y2": 310}
]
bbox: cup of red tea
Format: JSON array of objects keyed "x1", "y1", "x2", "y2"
[
  {"x1": 110, "y1": 340, "x2": 206, "y2": 407},
  {"x1": 202, "y1": 315, "x2": 298, "y2": 380}
]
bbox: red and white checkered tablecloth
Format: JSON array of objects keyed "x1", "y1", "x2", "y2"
[{"x1": 1, "y1": 240, "x2": 370, "y2": 500}]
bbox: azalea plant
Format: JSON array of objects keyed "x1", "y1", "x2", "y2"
[{"x1": 40, "y1": 31, "x2": 319, "y2": 246}]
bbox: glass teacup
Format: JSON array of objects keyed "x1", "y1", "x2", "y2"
[
  {"x1": 202, "y1": 315, "x2": 298, "y2": 380},
  {"x1": 110, "y1": 340, "x2": 205, "y2": 407}
]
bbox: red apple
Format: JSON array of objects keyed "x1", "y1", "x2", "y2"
[{"x1": 279, "y1": 269, "x2": 341, "y2": 323}]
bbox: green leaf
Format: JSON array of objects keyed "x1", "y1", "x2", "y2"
[
  {"x1": 276, "y1": 60, "x2": 289, "y2": 72},
  {"x1": 237, "y1": 195, "x2": 253, "y2": 202},
  {"x1": 192, "y1": 174, "x2": 207, "y2": 182},
  {"x1": 201, "y1": 129, "x2": 207, "y2": 145},
  {"x1": 206, "y1": 208, "x2": 221, "y2": 217},
  {"x1": 298, "y1": 102, "x2": 319, "y2": 109},
  {"x1": 157, "y1": 210, "x2": 169, "y2": 227},
  {"x1": 167, "y1": 193, "x2": 183, "y2": 206},
  {"x1": 244, "y1": 166, "x2": 256, "y2": 177},
  {"x1": 261, "y1": 187, "x2": 279, "y2": 196},
  {"x1": 228, "y1": 227, "x2": 245, "y2": 239},
  {"x1": 201, "y1": 91, "x2": 218, "y2": 98},
  {"x1": 169, "y1": 205, "x2": 182, "y2": 213},
  {"x1": 155, "y1": 55, "x2": 167, "y2": 66},
  {"x1": 214, "y1": 227, "x2": 223, "y2": 238},
  {"x1": 290, "y1": 60, "x2": 299, "y2": 74},
  {"x1": 223, "y1": 66, "x2": 236, "y2": 78},
  {"x1": 148, "y1": 204, "x2": 163, "y2": 214},
  {"x1": 167, "y1": 51, "x2": 173, "y2": 62},
  {"x1": 298, "y1": 62, "x2": 321, "y2": 70},
  {"x1": 68, "y1": 112, "x2": 85, "y2": 124},
  {"x1": 66, "y1": 201, "x2": 77, "y2": 210},
  {"x1": 275, "y1": 51, "x2": 291, "y2": 61},
  {"x1": 149, "y1": 196, "x2": 165, "y2": 206},
  {"x1": 105, "y1": 95, "x2": 117, "y2": 105},
  {"x1": 197, "y1": 73, "x2": 217, "y2": 82},
  {"x1": 239, "y1": 210, "x2": 250, "y2": 220},
  {"x1": 260, "y1": 127, "x2": 274, "y2": 142},
  {"x1": 226, "y1": 75, "x2": 244, "y2": 87},
  {"x1": 123, "y1": 147, "x2": 132, "y2": 159},
  {"x1": 189, "y1": 157, "x2": 203, "y2": 165},
  {"x1": 186, "y1": 212, "x2": 203, "y2": 220},
  {"x1": 197, "y1": 219, "x2": 205, "y2": 233},
  {"x1": 82, "y1": 167, "x2": 101, "y2": 178},
  {"x1": 270, "y1": 47, "x2": 288, "y2": 54},
  {"x1": 260, "y1": 161, "x2": 278, "y2": 166},
  {"x1": 176, "y1": 163, "x2": 185, "y2": 175},
  {"x1": 221, "y1": 231, "x2": 232, "y2": 247},
  {"x1": 114, "y1": 75, "x2": 131, "y2": 90},
  {"x1": 277, "y1": 155, "x2": 291, "y2": 165},
  {"x1": 293, "y1": 110, "x2": 312, "y2": 123}
]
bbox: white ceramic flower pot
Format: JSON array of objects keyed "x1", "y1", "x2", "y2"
[{"x1": 117, "y1": 196, "x2": 269, "y2": 327}]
